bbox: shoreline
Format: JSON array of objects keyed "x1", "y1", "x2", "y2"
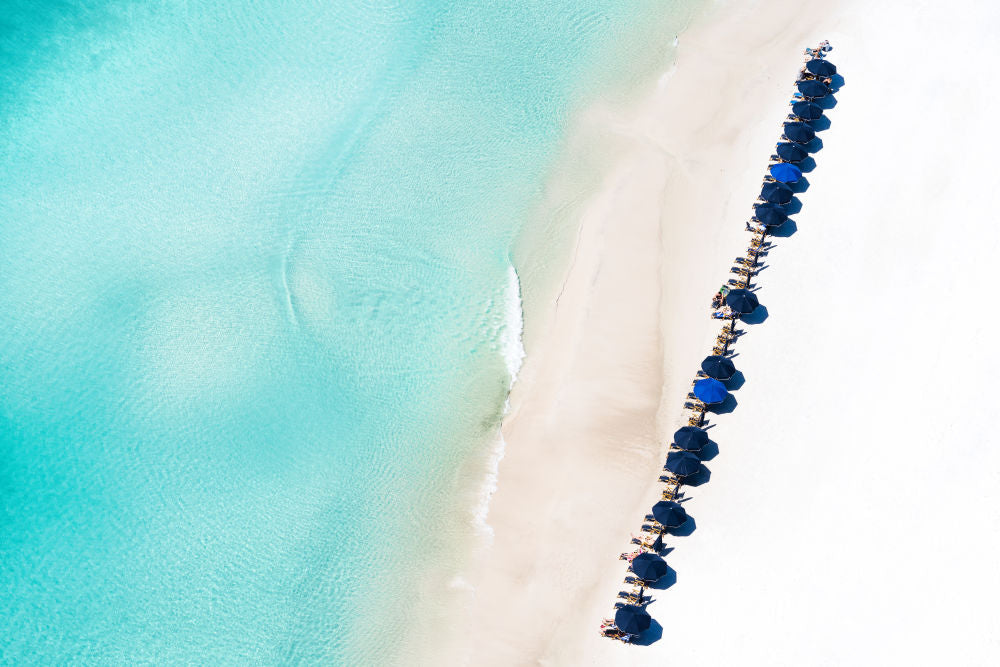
[
  {"x1": 423, "y1": 0, "x2": 854, "y2": 663},
  {"x1": 416, "y1": 1, "x2": 1000, "y2": 665}
]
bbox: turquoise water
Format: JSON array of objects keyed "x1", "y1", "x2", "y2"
[{"x1": 0, "y1": 1, "x2": 690, "y2": 663}]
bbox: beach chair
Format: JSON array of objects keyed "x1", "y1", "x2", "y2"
[
  {"x1": 617, "y1": 591, "x2": 642, "y2": 605},
  {"x1": 695, "y1": 370, "x2": 708, "y2": 379},
  {"x1": 712, "y1": 344, "x2": 725, "y2": 356},
  {"x1": 687, "y1": 415, "x2": 702, "y2": 427}
]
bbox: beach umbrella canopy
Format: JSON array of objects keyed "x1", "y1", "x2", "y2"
[
  {"x1": 775, "y1": 142, "x2": 808, "y2": 163},
  {"x1": 769, "y1": 162, "x2": 803, "y2": 183},
  {"x1": 726, "y1": 289, "x2": 759, "y2": 314},
  {"x1": 805, "y1": 58, "x2": 837, "y2": 77},
  {"x1": 760, "y1": 182, "x2": 793, "y2": 204},
  {"x1": 791, "y1": 101, "x2": 823, "y2": 120},
  {"x1": 651, "y1": 500, "x2": 688, "y2": 529},
  {"x1": 693, "y1": 377, "x2": 728, "y2": 404},
  {"x1": 753, "y1": 203, "x2": 788, "y2": 227},
  {"x1": 615, "y1": 605, "x2": 651, "y2": 635},
  {"x1": 665, "y1": 450, "x2": 701, "y2": 477},
  {"x1": 673, "y1": 426, "x2": 708, "y2": 452},
  {"x1": 630, "y1": 553, "x2": 668, "y2": 583},
  {"x1": 701, "y1": 355, "x2": 736, "y2": 381},
  {"x1": 796, "y1": 79, "x2": 829, "y2": 98},
  {"x1": 783, "y1": 122, "x2": 816, "y2": 144}
]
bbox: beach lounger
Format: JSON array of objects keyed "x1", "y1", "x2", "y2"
[
  {"x1": 617, "y1": 590, "x2": 642, "y2": 602},
  {"x1": 695, "y1": 370, "x2": 708, "y2": 379}
]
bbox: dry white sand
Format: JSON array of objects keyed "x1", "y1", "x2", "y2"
[{"x1": 425, "y1": 0, "x2": 1000, "y2": 664}]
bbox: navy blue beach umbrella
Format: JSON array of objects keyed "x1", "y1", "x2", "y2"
[
  {"x1": 775, "y1": 142, "x2": 808, "y2": 163},
  {"x1": 665, "y1": 450, "x2": 701, "y2": 477},
  {"x1": 725, "y1": 289, "x2": 759, "y2": 314},
  {"x1": 796, "y1": 79, "x2": 829, "y2": 98},
  {"x1": 791, "y1": 101, "x2": 823, "y2": 120},
  {"x1": 615, "y1": 605, "x2": 651, "y2": 635},
  {"x1": 769, "y1": 162, "x2": 803, "y2": 183},
  {"x1": 805, "y1": 58, "x2": 836, "y2": 77},
  {"x1": 701, "y1": 355, "x2": 736, "y2": 381},
  {"x1": 673, "y1": 426, "x2": 708, "y2": 452},
  {"x1": 783, "y1": 122, "x2": 816, "y2": 144},
  {"x1": 752, "y1": 203, "x2": 788, "y2": 227},
  {"x1": 630, "y1": 553, "x2": 668, "y2": 583},
  {"x1": 760, "y1": 182, "x2": 793, "y2": 204},
  {"x1": 651, "y1": 500, "x2": 688, "y2": 529},
  {"x1": 693, "y1": 378, "x2": 728, "y2": 404}
]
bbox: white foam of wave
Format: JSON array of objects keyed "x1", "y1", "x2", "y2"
[{"x1": 471, "y1": 263, "x2": 525, "y2": 539}]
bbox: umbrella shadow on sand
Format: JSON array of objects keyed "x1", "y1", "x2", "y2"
[
  {"x1": 808, "y1": 115, "x2": 832, "y2": 132},
  {"x1": 797, "y1": 156, "x2": 817, "y2": 173},
  {"x1": 666, "y1": 516, "x2": 697, "y2": 537},
  {"x1": 632, "y1": 619, "x2": 664, "y2": 646},
  {"x1": 726, "y1": 371, "x2": 746, "y2": 391},
  {"x1": 805, "y1": 136, "x2": 824, "y2": 153},
  {"x1": 707, "y1": 394, "x2": 738, "y2": 415},
  {"x1": 683, "y1": 465, "x2": 711, "y2": 487},
  {"x1": 769, "y1": 219, "x2": 797, "y2": 237},
  {"x1": 740, "y1": 306, "x2": 769, "y2": 325},
  {"x1": 649, "y1": 566, "x2": 677, "y2": 591},
  {"x1": 699, "y1": 440, "x2": 720, "y2": 462}
]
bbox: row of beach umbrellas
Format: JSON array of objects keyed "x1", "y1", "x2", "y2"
[
  {"x1": 613, "y1": 56, "x2": 837, "y2": 642},
  {"x1": 755, "y1": 60, "x2": 838, "y2": 220}
]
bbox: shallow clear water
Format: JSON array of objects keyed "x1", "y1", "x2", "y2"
[{"x1": 0, "y1": 1, "x2": 691, "y2": 663}]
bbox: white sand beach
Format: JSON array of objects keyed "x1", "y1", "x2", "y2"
[{"x1": 425, "y1": 0, "x2": 1000, "y2": 664}]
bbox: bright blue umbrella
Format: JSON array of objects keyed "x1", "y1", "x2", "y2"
[
  {"x1": 796, "y1": 79, "x2": 829, "y2": 98},
  {"x1": 630, "y1": 552, "x2": 668, "y2": 583},
  {"x1": 651, "y1": 500, "x2": 688, "y2": 528},
  {"x1": 791, "y1": 101, "x2": 823, "y2": 120},
  {"x1": 615, "y1": 605, "x2": 651, "y2": 634},
  {"x1": 805, "y1": 59, "x2": 836, "y2": 77},
  {"x1": 769, "y1": 162, "x2": 803, "y2": 183},
  {"x1": 665, "y1": 450, "x2": 701, "y2": 477},
  {"x1": 752, "y1": 203, "x2": 788, "y2": 227},
  {"x1": 775, "y1": 142, "x2": 808, "y2": 162},
  {"x1": 701, "y1": 355, "x2": 736, "y2": 380},
  {"x1": 760, "y1": 182, "x2": 793, "y2": 204},
  {"x1": 693, "y1": 378, "x2": 727, "y2": 404},
  {"x1": 673, "y1": 426, "x2": 708, "y2": 452},
  {"x1": 725, "y1": 289, "x2": 759, "y2": 314},
  {"x1": 783, "y1": 122, "x2": 815, "y2": 144}
]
